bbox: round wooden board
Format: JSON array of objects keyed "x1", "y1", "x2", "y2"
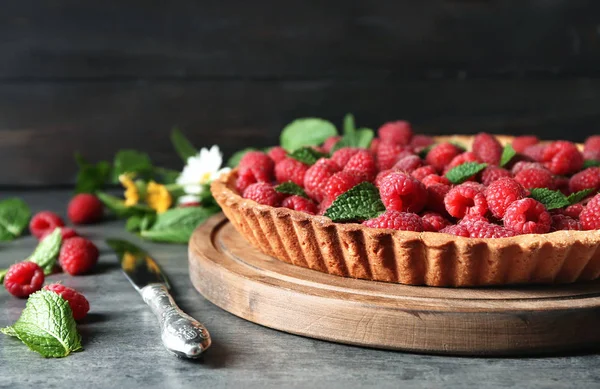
[{"x1": 189, "y1": 214, "x2": 600, "y2": 356}]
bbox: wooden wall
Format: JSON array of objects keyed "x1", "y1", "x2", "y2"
[{"x1": 1, "y1": 0, "x2": 599, "y2": 186}]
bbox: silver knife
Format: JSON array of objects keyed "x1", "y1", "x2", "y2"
[{"x1": 106, "y1": 238, "x2": 211, "y2": 359}]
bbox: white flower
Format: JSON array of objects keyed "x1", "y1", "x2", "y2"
[{"x1": 176, "y1": 145, "x2": 231, "y2": 204}]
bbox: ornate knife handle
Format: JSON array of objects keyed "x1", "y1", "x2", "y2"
[{"x1": 141, "y1": 284, "x2": 211, "y2": 359}]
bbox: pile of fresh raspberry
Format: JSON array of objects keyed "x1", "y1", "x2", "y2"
[{"x1": 237, "y1": 125, "x2": 600, "y2": 237}]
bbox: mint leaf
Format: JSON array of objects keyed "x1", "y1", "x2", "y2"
[
  {"x1": 29, "y1": 228, "x2": 62, "y2": 275},
  {"x1": 2, "y1": 290, "x2": 82, "y2": 358},
  {"x1": 280, "y1": 118, "x2": 338, "y2": 152},
  {"x1": 583, "y1": 160, "x2": 600, "y2": 169},
  {"x1": 343, "y1": 113, "x2": 356, "y2": 134},
  {"x1": 140, "y1": 207, "x2": 218, "y2": 243},
  {"x1": 275, "y1": 182, "x2": 309, "y2": 198},
  {"x1": 567, "y1": 188, "x2": 596, "y2": 205},
  {"x1": 1, "y1": 326, "x2": 17, "y2": 337},
  {"x1": 0, "y1": 198, "x2": 31, "y2": 241},
  {"x1": 331, "y1": 129, "x2": 375, "y2": 152},
  {"x1": 418, "y1": 144, "x2": 436, "y2": 159},
  {"x1": 500, "y1": 144, "x2": 517, "y2": 167},
  {"x1": 75, "y1": 154, "x2": 111, "y2": 194},
  {"x1": 170, "y1": 127, "x2": 197, "y2": 162},
  {"x1": 227, "y1": 148, "x2": 257, "y2": 168},
  {"x1": 96, "y1": 192, "x2": 152, "y2": 218},
  {"x1": 449, "y1": 141, "x2": 467, "y2": 151},
  {"x1": 288, "y1": 147, "x2": 327, "y2": 165},
  {"x1": 153, "y1": 167, "x2": 180, "y2": 185},
  {"x1": 445, "y1": 162, "x2": 488, "y2": 184},
  {"x1": 111, "y1": 150, "x2": 153, "y2": 182},
  {"x1": 529, "y1": 188, "x2": 570, "y2": 210},
  {"x1": 324, "y1": 182, "x2": 386, "y2": 222},
  {"x1": 125, "y1": 215, "x2": 143, "y2": 232}
]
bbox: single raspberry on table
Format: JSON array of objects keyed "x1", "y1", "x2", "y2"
[
  {"x1": 425, "y1": 142, "x2": 462, "y2": 172},
  {"x1": 583, "y1": 135, "x2": 600, "y2": 161},
  {"x1": 281, "y1": 195, "x2": 318, "y2": 215},
  {"x1": 580, "y1": 194, "x2": 600, "y2": 230},
  {"x1": 421, "y1": 174, "x2": 450, "y2": 187},
  {"x1": 275, "y1": 158, "x2": 309, "y2": 187},
  {"x1": 343, "y1": 150, "x2": 377, "y2": 182},
  {"x1": 43, "y1": 284, "x2": 90, "y2": 320},
  {"x1": 393, "y1": 155, "x2": 423, "y2": 173},
  {"x1": 40, "y1": 226, "x2": 78, "y2": 240},
  {"x1": 511, "y1": 161, "x2": 546, "y2": 175},
  {"x1": 444, "y1": 152, "x2": 480, "y2": 173},
  {"x1": 421, "y1": 212, "x2": 452, "y2": 232},
  {"x1": 541, "y1": 141, "x2": 584, "y2": 175},
  {"x1": 67, "y1": 194, "x2": 104, "y2": 225},
  {"x1": 378, "y1": 121, "x2": 413, "y2": 145},
  {"x1": 444, "y1": 183, "x2": 488, "y2": 219},
  {"x1": 3, "y1": 262, "x2": 44, "y2": 298},
  {"x1": 462, "y1": 220, "x2": 517, "y2": 238},
  {"x1": 551, "y1": 214, "x2": 583, "y2": 231},
  {"x1": 243, "y1": 182, "x2": 282, "y2": 207},
  {"x1": 472, "y1": 133, "x2": 503, "y2": 165},
  {"x1": 378, "y1": 171, "x2": 428, "y2": 213},
  {"x1": 512, "y1": 136, "x2": 539, "y2": 153},
  {"x1": 439, "y1": 224, "x2": 470, "y2": 237},
  {"x1": 523, "y1": 144, "x2": 547, "y2": 162},
  {"x1": 503, "y1": 198, "x2": 552, "y2": 234},
  {"x1": 362, "y1": 210, "x2": 424, "y2": 232},
  {"x1": 376, "y1": 142, "x2": 411, "y2": 171},
  {"x1": 235, "y1": 171, "x2": 257, "y2": 193},
  {"x1": 569, "y1": 167, "x2": 600, "y2": 194},
  {"x1": 481, "y1": 166, "x2": 512, "y2": 186},
  {"x1": 238, "y1": 151, "x2": 275, "y2": 182},
  {"x1": 29, "y1": 211, "x2": 66, "y2": 239},
  {"x1": 331, "y1": 147, "x2": 360, "y2": 169},
  {"x1": 514, "y1": 167, "x2": 554, "y2": 190},
  {"x1": 410, "y1": 134, "x2": 435, "y2": 152},
  {"x1": 59, "y1": 237, "x2": 99, "y2": 275},
  {"x1": 411, "y1": 165, "x2": 437, "y2": 181},
  {"x1": 267, "y1": 146, "x2": 288, "y2": 163},
  {"x1": 322, "y1": 136, "x2": 342, "y2": 153},
  {"x1": 303, "y1": 158, "x2": 340, "y2": 202},
  {"x1": 425, "y1": 183, "x2": 451, "y2": 215},
  {"x1": 323, "y1": 171, "x2": 366, "y2": 202},
  {"x1": 484, "y1": 178, "x2": 527, "y2": 218}
]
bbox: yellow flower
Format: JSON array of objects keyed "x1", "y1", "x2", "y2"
[
  {"x1": 119, "y1": 174, "x2": 139, "y2": 207},
  {"x1": 146, "y1": 181, "x2": 172, "y2": 214}
]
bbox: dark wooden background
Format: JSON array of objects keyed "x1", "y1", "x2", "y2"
[{"x1": 2, "y1": 0, "x2": 600, "y2": 186}]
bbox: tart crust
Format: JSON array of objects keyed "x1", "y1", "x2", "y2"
[{"x1": 211, "y1": 136, "x2": 600, "y2": 287}]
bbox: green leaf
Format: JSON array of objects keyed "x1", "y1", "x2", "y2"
[
  {"x1": 125, "y1": 215, "x2": 143, "y2": 232},
  {"x1": 170, "y1": 127, "x2": 197, "y2": 162},
  {"x1": 140, "y1": 207, "x2": 218, "y2": 243},
  {"x1": 96, "y1": 192, "x2": 153, "y2": 218},
  {"x1": 583, "y1": 160, "x2": 600, "y2": 169},
  {"x1": 343, "y1": 113, "x2": 356, "y2": 135},
  {"x1": 324, "y1": 182, "x2": 386, "y2": 222},
  {"x1": 280, "y1": 118, "x2": 338, "y2": 152},
  {"x1": 153, "y1": 167, "x2": 180, "y2": 185},
  {"x1": 140, "y1": 213, "x2": 156, "y2": 231},
  {"x1": 1, "y1": 326, "x2": 17, "y2": 337},
  {"x1": 0, "y1": 269, "x2": 7, "y2": 283},
  {"x1": 227, "y1": 148, "x2": 257, "y2": 168},
  {"x1": 529, "y1": 188, "x2": 570, "y2": 210},
  {"x1": 330, "y1": 129, "x2": 375, "y2": 152},
  {"x1": 0, "y1": 198, "x2": 31, "y2": 241},
  {"x1": 111, "y1": 150, "x2": 153, "y2": 182},
  {"x1": 449, "y1": 141, "x2": 467, "y2": 151},
  {"x1": 274, "y1": 182, "x2": 309, "y2": 198},
  {"x1": 29, "y1": 228, "x2": 62, "y2": 275},
  {"x1": 500, "y1": 144, "x2": 517, "y2": 167},
  {"x1": 445, "y1": 162, "x2": 488, "y2": 184},
  {"x1": 288, "y1": 147, "x2": 328, "y2": 165},
  {"x1": 74, "y1": 155, "x2": 112, "y2": 194},
  {"x1": 2, "y1": 290, "x2": 82, "y2": 358},
  {"x1": 567, "y1": 189, "x2": 596, "y2": 205},
  {"x1": 418, "y1": 144, "x2": 436, "y2": 159}
]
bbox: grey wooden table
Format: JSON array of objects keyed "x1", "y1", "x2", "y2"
[{"x1": 1, "y1": 189, "x2": 600, "y2": 389}]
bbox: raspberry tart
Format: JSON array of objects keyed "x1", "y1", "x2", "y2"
[{"x1": 212, "y1": 120, "x2": 600, "y2": 287}]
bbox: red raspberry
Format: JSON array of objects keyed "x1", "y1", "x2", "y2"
[
  {"x1": 580, "y1": 194, "x2": 600, "y2": 230},
  {"x1": 43, "y1": 284, "x2": 90, "y2": 320},
  {"x1": 374, "y1": 169, "x2": 395, "y2": 188},
  {"x1": 484, "y1": 178, "x2": 527, "y2": 218},
  {"x1": 541, "y1": 141, "x2": 584, "y2": 175},
  {"x1": 553, "y1": 176, "x2": 570, "y2": 195},
  {"x1": 322, "y1": 136, "x2": 342, "y2": 154},
  {"x1": 512, "y1": 136, "x2": 539, "y2": 153},
  {"x1": 369, "y1": 138, "x2": 380, "y2": 155},
  {"x1": 376, "y1": 142, "x2": 411, "y2": 171},
  {"x1": 410, "y1": 134, "x2": 435, "y2": 152},
  {"x1": 67, "y1": 194, "x2": 103, "y2": 225},
  {"x1": 421, "y1": 212, "x2": 451, "y2": 232},
  {"x1": 378, "y1": 121, "x2": 413, "y2": 145},
  {"x1": 343, "y1": 150, "x2": 377, "y2": 182},
  {"x1": 324, "y1": 171, "x2": 366, "y2": 201},
  {"x1": 281, "y1": 195, "x2": 317, "y2": 214},
  {"x1": 551, "y1": 214, "x2": 583, "y2": 232},
  {"x1": 235, "y1": 171, "x2": 257, "y2": 193},
  {"x1": 523, "y1": 144, "x2": 547, "y2": 161},
  {"x1": 267, "y1": 146, "x2": 287, "y2": 163},
  {"x1": 439, "y1": 224, "x2": 470, "y2": 237},
  {"x1": 411, "y1": 165, "x2": 437, "y2": 181},
  {"x1": 444, "y1": 152, "x2": 480, "y2": 173},
  {"x1": 59, "y1": 237, "x2": 99, "y2": 275},
  {"x1": 29, "y1": 211, "x2": 65, "y2": 239},
  {"x1": 511, "y1": 161, "x2": 546, "y2": 175},
  {"x1": 331, "y1": 147, "x2": 359, "y2": 168},
  {"x1": 303, "y1": 158, "x2": 340, "y2": 202},
  {"x1": 459, "y1": 214, "x2": 490, "y2": 225},
  {"x1": 318, "y1": 197, "x2": 334, "y2": 216},
  {"x1": 514, "y1": 168, "x2": 554, "y2": 190},
  {"x1": 503, "y1": 198, "x2": 551, "y2": 234},
  {"x1": 462, "y1": 220, "x2": 517, "y2": 238},
  {"x1": 243, "y1": 182, "x2": 282, "y2": 206},
  {"x1": 444, "y1": 183, "x2": 488, "y2": 219},
  {"x1": 425, "y1": 184, "x2": 451, "y2": 215},
  {"x1": 275, "y1": 158, "x2": 309, "y2": 187},
  {"x1": 40, "y1": 227, "x2": 78, "y2": 240},
  {"x1": 481, "y1": 166, "x2": 512, "y2": 186},
  {"x1": 393, "y1": 155, "x2": 423, "y2": 173},
  {"x1": 3, "y1": 262, "x2": 44, "y2": 298},
  {"x1": 362, "y1": 210, "x2": 424, "y2": 232},
  {"x1": 379, "y1": 172, "x2": 428, "y2": 213},
  {"x1": 569, "y1": 167, "x2": 600, "y2": 194},
  {"x1": 238, "y1": 151, "x2": 275, "y2": 182},
  {"x1": 421, "y1": 174, "x2": 450, "y2": 187},
  {"x1": 560, "y1": 203, "x2": 585, "y2": 219},
  {"x1": 472, "y1": 133, "x2": 503, "y2": 165},
  {"x1": 584, "y1": 135, "x2": 600, "y2": 161},
  {"x1": 425, "y1": 143, "x2": 462, "y2": 172}
]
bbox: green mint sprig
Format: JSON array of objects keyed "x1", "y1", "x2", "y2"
[
  {"x1": 445, "y1": 162, "x2": 488, "y2": 184},
  {"x1": 330, "y1": 113, "x2": 374, "y2": 152},
  {"x1": 140, "y1": 206, "x2": 220, "y2": 243},
  {"x1": 170, "y1": 127, "x2": 197, "y2": 162},
  {"x1": 275, "y1": 182, "x2": 309, "y2": 198},
  {"x1": 111, "y1": 150, "x2": 153, "y2": 183},
  {"x1": 288, "y1": 147, "x2": 328, "y2": 165},
  {"x1": 280, "y1": 118, "x2": 338, "y2": 152},
  {"x1": 0, "y1": 198, "x2": 31, "y2": 242},
  {"x1": 583, "y1": 160, "x2": 600, "y2": 169},
  {"x1": 324, "y1": 182, "x2": 386, "y2": 222},
  {"x1": 529, "y1": 188, "x2": 596, "y2": 210},
  {"x1": 74, "y1": 154, "x2": 112, "y2": 194},
  {"x1": 29, "y1": 228, "x2": 62, "y2": 275},
  {"x1": 500, "y1": 144, "x2": 517, "y2": 167}
]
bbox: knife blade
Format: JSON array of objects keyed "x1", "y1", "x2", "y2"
[{"x1": 106, "y1": 238, "x2": 211, "y2": 359}]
